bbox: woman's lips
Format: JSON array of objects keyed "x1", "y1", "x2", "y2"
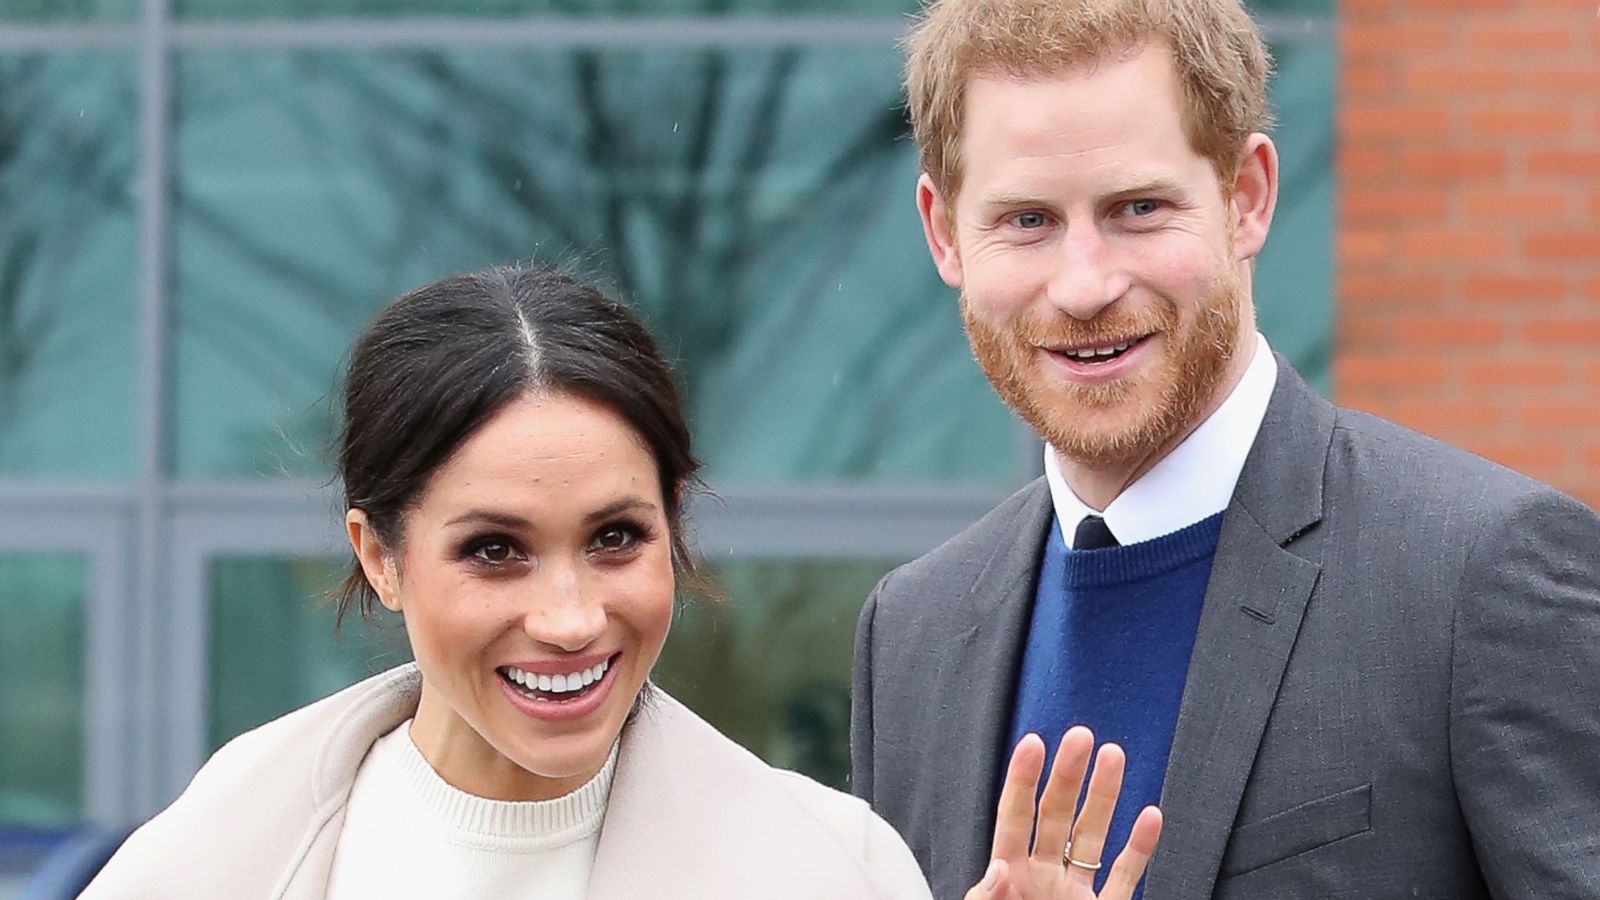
[{"x1": 496, "y1": 653, "x2": 620, "y2": 723}]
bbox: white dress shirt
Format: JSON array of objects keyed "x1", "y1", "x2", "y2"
[{"x1": 1046, "y1": 332, "x2": 1279, "y2": 548}]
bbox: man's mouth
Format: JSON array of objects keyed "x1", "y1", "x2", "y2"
[
  {"x1": 497, "y1": 656, "x2": 612, "y2": 703},
  {"x1": 1050, "y1": 334, "x2": 1150, "y2": 364}
]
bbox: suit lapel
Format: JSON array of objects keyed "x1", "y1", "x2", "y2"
[
  {"x1": 933, "y1": 481, "x2": 1055, "y2": 895},
  {"x1": 1143, "y1": 362, "x2": 1336, "y2": 899}
]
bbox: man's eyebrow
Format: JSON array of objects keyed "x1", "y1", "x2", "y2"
[{"x1": 1103, "y1": 176, "x2": 1185, "y2": 197}]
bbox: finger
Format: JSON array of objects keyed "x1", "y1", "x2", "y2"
[
  {"x1": 1064, "y1": 742, "x2": 1126, "y2": 885},
  {"x1": 1030, "y1": 725, "x2": 1093, "y2": 865},
  {"x1": 991, "y1": 734, "x2": 1047, "y2": 860},
  {"x1": 1101, "y1": 806, "x2": 1163, "y2": 899}
]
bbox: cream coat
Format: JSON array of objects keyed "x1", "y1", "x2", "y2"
[{"x1": 83, "y1": 665, "x2": 932, "y2": 899}]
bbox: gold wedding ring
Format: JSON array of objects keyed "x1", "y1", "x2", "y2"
[{"x1": 1062, "y1": 842, "x2": 1103, "y2": 871}]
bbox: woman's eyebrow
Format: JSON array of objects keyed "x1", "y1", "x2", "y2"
[{"x1": 584, "y1": 497, "x2": 658, "y2": 524}]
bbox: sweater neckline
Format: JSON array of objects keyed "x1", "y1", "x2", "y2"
[
  {"x1": 1057, "y1": 511, "x2": 1226, "y2": 588},
  {"x1": 371, "y1": 720, "x2": 617, "y2": 850}
]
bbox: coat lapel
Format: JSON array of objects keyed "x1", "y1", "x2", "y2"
[
  {"x1": 934, "y1": 482, "x2": 1055, "y2": 895},
  {"x1": 1143, "y1": 362, "x2": 1335, "y2": 899}
]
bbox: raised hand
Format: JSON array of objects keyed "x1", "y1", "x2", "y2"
[{"x1": 964, "y1": 727, "x2": 1162, "y2": 900}]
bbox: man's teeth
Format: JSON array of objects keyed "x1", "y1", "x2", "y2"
[
  {"x1": 504, "y1": 658, "x2": 610, "y2": 695},
  {"x1": 1065, "y1": 340, "x2": 1133, "y2": 360}
]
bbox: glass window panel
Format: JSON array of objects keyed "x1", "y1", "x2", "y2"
[
  {"x1": 207, "y1": 556, "x2": 411, "y2": 750},
  {"x1": 0, "y1": 0, "x2": 137, "y2": 21},
  {"x1": 0, "y1": 554, "x2": 86, "y2": 827},
  {"x1": 0, "y1": 53, "x2": 139, "y2": 477},
  {"x1": 179, "y1": 0, "x2": 921, "y2": 20},
  {"x1": 1255, "y1": 40, "x2": 1334, "y2": 392},
  {"x1": 654, "y1": 558, "x2": 896, "y2": 790},
  {"x1": 172, "y1": 46, "x2": 1020, "y2": 484}
]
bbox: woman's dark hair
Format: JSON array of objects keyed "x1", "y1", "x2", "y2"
[{"x1": 334, "y1": 263, "x2": 703, "y2": 624}]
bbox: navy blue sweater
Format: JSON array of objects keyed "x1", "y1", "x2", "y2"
[{"x1": 1006, "y1": 512, "x2": 1224, "y2": 896}]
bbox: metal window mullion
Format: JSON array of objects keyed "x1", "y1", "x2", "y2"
[
  {"x1": 0, "y1": 13, "x2": 1333, "y2": 51},
  {"x1": 130, "y1": 0, "x2": 177, "y2": 819}
]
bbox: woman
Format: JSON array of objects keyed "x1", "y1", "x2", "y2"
[{"x1": 82, "y1": 264, "x2": 1158, "y2": 899}]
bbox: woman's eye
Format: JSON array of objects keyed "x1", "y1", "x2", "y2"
[
  {"x1": 1012, "y1": 211, "x2": 1048, "y2": 229},
  {"x1": 591, "y1": 525, "x2": 637, "y2": 553},
  {"x1": 471, "y1": 541, "x2": 519, "y2": 564}
]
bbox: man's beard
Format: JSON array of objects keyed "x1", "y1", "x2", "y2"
[{"x1": 961, "y1": 271, "x2": 1244, "y2": 470}]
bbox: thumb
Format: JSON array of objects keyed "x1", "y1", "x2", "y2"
[{"x1": 963, "y1": 859, "x2": 1010, "y2": 900}]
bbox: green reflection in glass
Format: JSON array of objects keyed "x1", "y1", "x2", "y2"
[
  {"x1": 0, "y1": 53, "x2": 138, "y2": 477},
  {"x1": 1255, "y1": 40, "x2": 1334, "y2": 392},
  {"x1": 655, "y1": 558, "x2": 896, "y2": 790},
  {"x1": 180, "y1": 0, "x2": 919, "y2": 20},
  {"x1": 207, "y1": 556, "x2": 412, "y2": 750},
  {"x1": 173, "y1": 46, "x2": 1017, "y2": 484},
  {"x1": 0, "y1": 554, "x2": 85, "y2": 827},
  {"x1": 1, "y1": 0, "x2": 137, "y2": 21}
]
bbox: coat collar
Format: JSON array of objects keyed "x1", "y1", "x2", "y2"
[{"x1": 1143, "y1": 361, "x2": 1335, "y2": 898}]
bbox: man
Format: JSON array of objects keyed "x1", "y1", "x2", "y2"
[{"x1": 849, "y1": 1, "x2": 1600, "y2": 897}]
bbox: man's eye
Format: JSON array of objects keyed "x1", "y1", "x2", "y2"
[
  {"x1": 1127, "y1": 199, "x2": 1160, "y2": 216},
  {"x1": 1012, "y1": 211, "x2": 1048, "y2": 229},
  {"x1": 472, "y1": 541, "x2": 518, "y2": 564}
]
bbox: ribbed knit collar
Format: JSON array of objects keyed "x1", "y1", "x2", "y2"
[
  {"x1": 372, "y1": 720, "x2": 617, "y2": 851},
  {"x1": 1058, "y1": 512, "x2": 1225, "y2": 589}
]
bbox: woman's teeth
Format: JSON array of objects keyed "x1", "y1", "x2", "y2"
[{"x1": 502, "y1": 658, "x2": 609, "y2": 696}]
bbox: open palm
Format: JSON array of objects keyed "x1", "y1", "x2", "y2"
[{"x1": 964, "y1": 727, "x2": 1162, "y2": 900}]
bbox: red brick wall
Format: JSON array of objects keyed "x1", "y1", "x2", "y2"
[{"x1": 1336, "y1": 0, "x2": 1600, "y2": 508}]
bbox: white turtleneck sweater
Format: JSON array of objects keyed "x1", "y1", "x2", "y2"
[{"x1": 324, "y1": 720, "x2": 617, "y2": 899}]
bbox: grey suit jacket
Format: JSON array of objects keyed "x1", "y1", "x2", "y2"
[{"x1": 851, "y1": 360, "x2": 1600, "y2": 899}]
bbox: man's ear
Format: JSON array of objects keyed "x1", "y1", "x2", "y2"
[
  {"x1": 917, "y1": 173, "x2": 965, "y2": 288},
  {"x1": 1230, "y1": 133, "x2": 1279, "y2": 262},
  {"x1": 346, "y1": 508, "x2": 401, "y2": 612}
]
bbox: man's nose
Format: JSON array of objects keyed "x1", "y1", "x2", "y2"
[
  {"x1": 522, "y1": 567, "x2": 606, "y2": 652},
  {"x1": 1045, "y1": 223, "x2": 1128, "y2": 321}
]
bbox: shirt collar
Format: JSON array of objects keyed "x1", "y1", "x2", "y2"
[{"x1": 1046, "y1": 332, "x2": 1278, "y2": 548}]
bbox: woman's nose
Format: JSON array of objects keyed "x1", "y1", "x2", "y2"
[{"x1": 521, "y1": 569, "x2": 606, "y2": 651}]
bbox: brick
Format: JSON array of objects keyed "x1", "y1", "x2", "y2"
[
  {"x1": 1525, "y1": 231, "x2": 1600, "y2": 259},
  {"x1": 1463, "y1": 25, "x2": 1571, "y2": 53},
  {"x1": 1338, "y1": 273, "x2": 1447, "y2": 304},
  {"x1": 1461, "y1": 274, "x2": 1569, "y2": 303},
  {"x1": 1461, "y1": 188, "x2": 1569, "y2": 218},
  {"x1": 1344, "y1": 105, "x2": 1453, "y2": 137},
  {"x1": 1468, "y1": 441, "x2": 1569, "y2": 480},
  {"x1": 1463, "y1": 360, "x2": 1570, "y2": 387},
  {"x1": 1402, "y1": 65, "x2": 1514, "y2": 93},
  {"x1": 1466, "y1": 108, "x2": 1574, "y2": 135},
  {"x1": 1399, "y1": 230, "x2": 1507, "y2": 259},
  {"x1": 1528, "y1": 151, "x2": 1600, "y2": 177},
  {"x1": 1402, "y1": 149, "x2": 1505, "y2": 179},
  {"x1": 1524, "y1": 318, "x2": 1600, "y2": 344},
  {"x1": 1525, "y1": 68, "x2": 1600, "y2": 93},
  {"x1": 1344, "y1": 24, "x2": 1452, "y2": 55},
  {"x1": 1585, "y1": 277, "x2": 1600, "y2": 299},
  {"x1": 1521, "y1": 403, "x2": 1600, "y2": 428},
  {"x1": 1392, "y1": 315, "x2": 1506, "y2": 344},
  {"x1": 1341, "y1": 148, "x2": 1393, "y2": 179},
  {"x1": 1381, "y1": 400, "x2": 1502, "y2": 433},
  {"x1": 1585, "y1": 446, "x2": 1600, "y2": 470},
  {"x1": 1341, "y1": 59, "x2": 1394, "y2": 95},
  {"x1": 1340, "y1": 188, "x2": 1449, "y2": 221},
  {"x1": 1335, "y1": 355, "x2": 1449, "y2": 388},
  {"x1": 1340, "y1": 230, "x2": 1391, "y2": 260}
]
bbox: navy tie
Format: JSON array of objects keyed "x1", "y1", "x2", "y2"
[{"x1": 1074, "y1": 514, "x2": 1120, "y2": 549}]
